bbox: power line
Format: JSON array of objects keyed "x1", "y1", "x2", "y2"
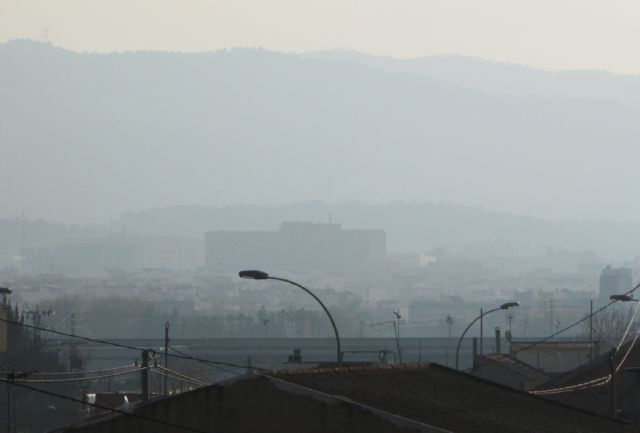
[
  {"x1": 0, "y1": 364, "x2": 136, "y2": 377},
  {"x1": 6, "y1": 368, "x2": 139, "y2": 384},
  {"x1": 151, "y1": 369, "x2": 204, "y2": 387},
  {"x1": 531, "y1": 302, "x2": 640, "y2": 395},
  {"x1": 0, "y1": 377, "x2": 209, "y2": 433},
  {"x1": 0, "y1": 315, "x2": 255, "y2": 370},
  {"x1": 151, "y1": 366, "x2": 206, "y2": 386},
  {"x1": 511, "y1": 282, "x2": 640, "y2": 356},
  {"x1": 168, "y1": 345, "x2": 244, "y2": 377}
]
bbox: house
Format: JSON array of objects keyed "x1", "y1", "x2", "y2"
[{"x1": 53, "y1": 363, "x2": 634, "y2": 433}]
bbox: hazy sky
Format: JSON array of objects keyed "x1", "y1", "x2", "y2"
[{"x1": 2, "y1": 0, "x2": 640, "y2": 74}]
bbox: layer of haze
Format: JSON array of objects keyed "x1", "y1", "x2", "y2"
[
  {"x1": 3, "y1": 0, "x2": 640, "y2": 74},
  {"x1": 2, "y1": 40, "x2": 640, "y2": 225}
]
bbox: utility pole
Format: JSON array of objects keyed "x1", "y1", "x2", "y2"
[
  {"x1": 164, "y1": 322, "x2": 169, "y2": 396},
  {"x1": 589, "y1": 300, "x2": 594, "y2": 362},
  {"x1": 69, "y1": 312, "x2": 82, "y2": 371},
  {"x1": 6, "y1": 375, "x2": 11, "y2": 433},
  {"x1": 480, "y1": 308, "x2": 484, "y2": 355},
  {"x1": 546, "y1": 298, "x2": 560, "y2": 335},
  {"x1": 25, "y1": 307, "x2": 54, "y2": 342},
  {"x1": 141, "y1": 350, "x2": 150, "y2": 402},
  {"x1": 393, "y1": 309, "x2": 402, "y2": 363},
  {"x1": 446, "y1": 315, "x2": 453, "y2": 341},
  {"x1": 610, "y1": 348, "x2": 617, "y2": 418},
  {"x1": 6, "y1": 372, "x2": 29, "y2": 433},
  {"x1": 262, "y1": 318, "x2": 269, "y2": 338}
]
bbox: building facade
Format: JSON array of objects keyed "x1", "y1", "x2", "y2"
[
  {"x1": 205, "y1": 222, "x2": 386, "y2": 273},
  {"x1": 599, "y1": 266, "x2": 633, "y2": 301}
]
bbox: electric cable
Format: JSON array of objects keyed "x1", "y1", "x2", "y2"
[
  {"x1": 168, "y1": 345, "x2": 244, "y2": 377},
  {"x1": 0, "y1": 377, "x2": 209, "y2": 433},
  {"x1": 151, "y1": 366, "x2": 206, "y2": 386},
  {"x1": 5, "y1": 367, "x2": 140, "y2": 384},
  {"x1": 512, "y1": 282, "x2": 640, "y2": 356},
  {"x1": 531, "y1": 302, "x2": 640, "y2": 395},
  {"x1": 0, "y1": 364, "x2": 136, "y2": 376},
  {"x1": 0, "y1": 315, "x2": 255, "y2": 370}
]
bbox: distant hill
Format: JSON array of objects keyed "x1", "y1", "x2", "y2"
[
  {"x1": 304, "y1": 50, "x2": 640, "y2": 110},
  {"x1": 1, "y1": 40, "x2": 640, "y2": 225},
  {"x1": 113, "y1": 202, "x2": 640, "y2": 262}
]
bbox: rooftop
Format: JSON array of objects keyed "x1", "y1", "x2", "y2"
[{"x1": 266, "y1": 363, "x2": 634, "y2": 433}]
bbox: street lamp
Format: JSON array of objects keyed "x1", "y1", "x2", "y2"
[
  {"x1": 239, "y1": 270, "x2": 343, "y2": 366},
  {"x1": 608, "y1": 292, "x2": 638, "y2": 417},
  {"x1": 0, "y1": 287, "x2": 11, "y2": 308},
  {"x1": 455, "y1": 301, "x2": 519, "y2": 370},
  {"x1": 610, "y1": 294, "x2": 637, "y2": 302}
]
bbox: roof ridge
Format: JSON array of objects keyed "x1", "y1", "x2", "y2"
[{"x1": 263, "y1": 362, "x2": 433, "y2": 376}]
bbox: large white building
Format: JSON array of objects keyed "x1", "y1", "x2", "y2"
[
  {"x1": 599, "y1": 265, "x2": 633, "y2": 301},
  {"x1": 205, "y1": 222, "x2": 386, "y2": 273}
]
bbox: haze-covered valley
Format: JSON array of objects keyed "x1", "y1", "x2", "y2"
[
  {"x1": 2, "y1": 39, "x2": 640, "y2": 226},
  {"x1": 1, "y1": 38, "x2": 639, "y2": 341}
]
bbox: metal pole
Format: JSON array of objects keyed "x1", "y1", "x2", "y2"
[
  {"x1": 269, "y1": 277, "x2": 342, "y2": 366},
  {"x1": 480, "y1": 308, "x2": 484, "y2": 355},
  {"x1": 589, "y1": 300, "x2": 593, "y2": 362},
  {"x1": 164, "y1": 322, "x2": 169, "y2": 396},
  {"x1": 455, "y1": 308, "x2": 500, "y2": 370},
  {"x1": 610, "y1": 348, "x2": 617, "y2": 418},
  {"x1": 142, "y1": 350, "x2": 150, "y2": 402},
  {"x1": 393, "y1": 321, "x2": 402, "y2": 364},
  {"x1": 6, "y1": 379, "x2": 11, "y2": 433},
  {"x1": 394, "y1": 310, "x2": 402, "y2": 363}
]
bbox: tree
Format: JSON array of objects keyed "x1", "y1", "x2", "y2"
[
  {"x1": 0, "y1": 303, "x2": 83, "y2": 432},
  {"x1": 582, "y1": 305, "x2": 640, "y2": 349}
]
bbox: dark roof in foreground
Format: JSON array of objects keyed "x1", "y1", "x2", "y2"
[
  {"x1": 477, "y1": 353, "x2": 550, "y2": 385},
  {"x1": 266, "y1": 363, "x2": 635, "y2": 433}
]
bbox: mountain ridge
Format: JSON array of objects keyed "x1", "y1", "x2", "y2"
[{"x1": 1, "y1": 39, "x2": 639, "y2": 225}]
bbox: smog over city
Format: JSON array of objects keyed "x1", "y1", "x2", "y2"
[{"x1": 2, "y1": 2, "x2": 640, "y2": 432}]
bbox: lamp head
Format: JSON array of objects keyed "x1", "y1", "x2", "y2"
[
  {"x1": 0, "y1": 287, "x2": 12, "y2": 295},
  {"x1": 239, "y1": 270, "x2": 270, "y2": 280},
  {"x1": 610, "y1": 294, "x2": 635, "y2": 302},
  {"x1": 500, "y1": 301, "x2": 520, "y2": 310}
]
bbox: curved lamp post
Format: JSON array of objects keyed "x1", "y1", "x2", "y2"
[
  {"x1": 239, "y1": 270, "x2": 342, "y2": 366},
  {"x1": 610, "y1": 294, "x2": 637, "y2": 302},
  {"x1": 608, "y1": 293, "x2": 638, "y2": 417},
  {"x1": 455, "y1": 301, "x2": 519, "y2": 370}
]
